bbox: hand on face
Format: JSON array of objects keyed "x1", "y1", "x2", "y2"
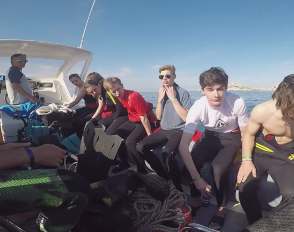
[
  {"x1": 158, "y1": 87, "x2": 166, "y2": 102},
  {"x1": 165, "y1": 86, "x2": 176, "y2": 99}
]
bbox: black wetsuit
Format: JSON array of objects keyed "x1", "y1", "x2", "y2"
[
  {"x1": 238, "y1": 132, "x2": 294, "y2": 224},
  {"x1": 73, "y1": 87, "x2": 127, "y2": 139},
  {"x1": 74, "y1": 93, "x2": 98, "y2": 119},
  {"x1": 184, "y1": 130, "x2": 242, "y2": 207}
]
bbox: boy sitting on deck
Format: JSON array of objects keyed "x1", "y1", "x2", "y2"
[
  {"x1": 237, "y1": 74, "x2": 294, "y2": 225},
  {"x1": 136, "y1": 65, "x2": 192, "y2": 189},
  {"x1": 103, "y1": 77, "x2": 157, "y2": 174},
  {"x1": 179, "y1": 67, "x2": 248, "y2": 230}
]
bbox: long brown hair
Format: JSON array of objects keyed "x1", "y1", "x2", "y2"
[
  {"x1": 272, "y1": 74, "x2": 294, "y2": 118},
  {"x1": 84, "y1": 80, "x2": 99, "y2": 89},
  {"x1": 86, "y1": 72, "x2": 104, "y2": 84}
]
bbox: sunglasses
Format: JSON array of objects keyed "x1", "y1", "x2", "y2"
[
  {"x1": 159, "y1": 75, "x2": 171, "y2": 79},
  {"x1": 16, "y1": 60, "x2": 28, "y2": 63}
]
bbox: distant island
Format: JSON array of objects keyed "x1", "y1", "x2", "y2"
[{"x1": 227, "y1": 83, "x2": 278, "y2": 91}]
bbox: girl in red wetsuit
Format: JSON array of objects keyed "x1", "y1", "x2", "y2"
[{"x1": 103, "y1": 77, "x2": 157, "y2": 174}]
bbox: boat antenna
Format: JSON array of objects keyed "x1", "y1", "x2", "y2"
[{"x1": 79, "y1": 0, "x2": 96, "y2": 49}]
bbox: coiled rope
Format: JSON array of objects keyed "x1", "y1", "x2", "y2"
[{"x1": 129, "y1": 186, "x2": 191, "y2": 232}]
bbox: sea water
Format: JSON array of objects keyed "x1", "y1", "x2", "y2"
[
  {"x1": 75, "y1": 90, "x2": 274, "y2": 133},
  {"x1": 140, "y1": 91, "x2": 274, "y2": 133}
]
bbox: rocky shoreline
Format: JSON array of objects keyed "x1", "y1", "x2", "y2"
[{"x1": 227, "y1": 83, "x2": 277, "y2": 91}]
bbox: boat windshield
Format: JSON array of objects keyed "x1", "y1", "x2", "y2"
[
  {"x1": 64, "y1": 60, "x2": 86, "y2": 96},
  {"x1": 0, "y1": 57, "x2": 63, "y2": 78}
]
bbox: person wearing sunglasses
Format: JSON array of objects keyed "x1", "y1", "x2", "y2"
[
  {"x1": 136, "y1": 65, "x2": 192, "y2": 184},
  {"x1": 5, "y1": 54, "x2": 40, "y2": 105}
]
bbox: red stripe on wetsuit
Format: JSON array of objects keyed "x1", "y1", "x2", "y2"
[{"x1": 265, "y1": 135, "x2": 282, "y2": 146}]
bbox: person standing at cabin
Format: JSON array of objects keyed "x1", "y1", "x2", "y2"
[
  {"x1": 5, "y1": 54, "x2": 40, "y2": 104},
  {"x1": 179, "y1": 67, "x2": 248, "y2": 230},
  {"x1": 103, "y1": 77, "x2": 157, "y2": 174},
  {"x1": 65, "y1": 73, "x2": 98, "y2": 119},
  {"x1": 237, "y1": 74, "x2": 294, "y2": 225},
  {"x1": 136, "y1": 65, "x2": 192, "y2": 188}
]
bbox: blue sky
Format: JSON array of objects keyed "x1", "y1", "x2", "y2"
[{"x1": 1, "y1": 0, "x2": 293, "y2": 91}]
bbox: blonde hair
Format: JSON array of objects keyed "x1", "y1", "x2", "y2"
[
  {"x1": 159, "y1": 65, "x2": 176, "y2": 75},
  {"x1": 103, "y1": 77, "x2": 122, "y2": 91},
  {"x1": 86, "y1": 72, "x2": 104, "y2": 84}
]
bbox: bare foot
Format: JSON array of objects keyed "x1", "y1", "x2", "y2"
[{"x1": 6, "y1": 211, "x2": 38, "y2": 225}]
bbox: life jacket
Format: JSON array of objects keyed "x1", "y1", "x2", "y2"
[
  {"x1": 107, "y1": 91, "x2": 116, "y2": 105},
  {"x1": 101, "y1": 92, "x2": 117, "y2": 119}
]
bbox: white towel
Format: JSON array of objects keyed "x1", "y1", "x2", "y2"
[{"x1": 36, "y1": 103, "x2": 76, "y2": 116}]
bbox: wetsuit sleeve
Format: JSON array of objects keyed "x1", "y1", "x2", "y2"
[
  {"x1": 113, "y1": 97, "x2": 124, "y2": 119},
  {"x1": 129, "y1": 93, "x2": 147, "y2": 116},
  {"x1": 8, "y1": 68, "x2": 22, "y2": 83},
  {"x1": 101, "y1": 87, "x2": 107, "y2": 101},
  {"x1": 180, "y1": 91, "x2": 192, "y2": 110},
  {"x1": 183, "y1": 100, "x2": 201, "y2": 135},
  {"x1": 235, "y1": 97, "x2": 249, "y2": 127}
]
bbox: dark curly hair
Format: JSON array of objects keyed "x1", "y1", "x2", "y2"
[{"x1": 199, "y1": 67, "x2": 228, "y2": 89}]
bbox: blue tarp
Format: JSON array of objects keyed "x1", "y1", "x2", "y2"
[{"x1": 0, "y1": 102, "x2": 43, "y2": 120}]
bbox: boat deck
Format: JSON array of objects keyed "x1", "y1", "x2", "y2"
[
  {"x1": 115, "y1": 163, "x2": 252, "y2": 232},
  {"x1": 0, "y1": 163, "x2": 269, "y2": 232}
]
